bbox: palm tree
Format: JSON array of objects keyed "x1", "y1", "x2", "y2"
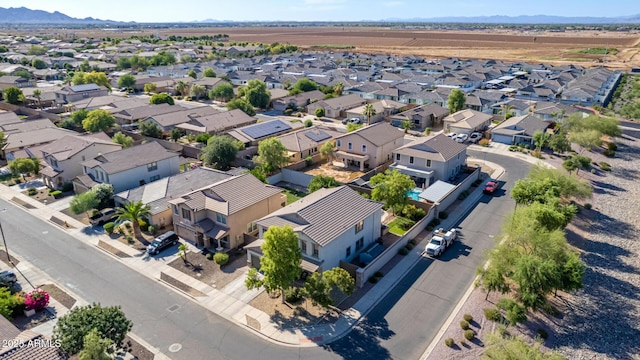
[
  {"x1": 401, "y1": 120, "x2": 411, "y2": 134},
  {"x1": 32, "y1": 89, "x2": 42, "y2": 109},
  {"x1": 175, "y1": 80, "x2": 189, "y2": 97},
  {"x1": 501, "y1": 104, "x2": 514, "y2": 119},
  {"x1": 333, "y1": 82, "x2": 344, "y2": 96},
  {"x1": 116, "y1": 201, "x2": 151, "y2": 239},
  {"x1": 363, "y1": 103, "x2": 376, "y2": 126},
  {"x1": 320, "y1": 141, "x2": 335, "y2": 164}
]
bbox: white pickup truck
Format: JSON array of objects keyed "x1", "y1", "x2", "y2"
[{"x1": 425, "y1": 228, "x2": 458, "y2": 257}]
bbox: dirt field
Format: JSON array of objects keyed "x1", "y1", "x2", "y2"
[{"x1": 34, "y1": 26, "x2": 640, "y2": 69}]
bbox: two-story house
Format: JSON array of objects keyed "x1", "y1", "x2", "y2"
[
  {"x1": 39, "y1": 133, "x2": 122, "y2": 189},
  {"x1": 55, "y1": 84, "x2": 110, "y2": 104},
  {"x1": 389, "y1": 103, "x2": 449, "y2": 130},
  {"x1": 389, "y1": 134, "x2": 467, "y2": 187},
  {"x1": 306, "y1": 94, "x2": 367, "y2": 119},
  {"x1": 168, "y1": 173, "x2": 286, "y2": 249},
  {"x1": 333, "y1": 122, "x2": 404, "y2": 171},
  {"x1": 248, "y1": 186, "x2": 383, "y2": 273},
  {"x1": 73, "y1": 141, "x2": 180, "y2": 193}
]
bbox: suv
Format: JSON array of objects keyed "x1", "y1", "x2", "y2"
[
  {"x1": 0, "y1": 270, "x2": 17, "y2": 287},
  {"x1": 90, "y1": 209, "x2": 116, "y2": 225},
  {"x1": 469, "y1": 132, "x2": 483, "y2": 143},
  {"x1": 147, "y1": 231, "x2": 179, "y2": 255}
]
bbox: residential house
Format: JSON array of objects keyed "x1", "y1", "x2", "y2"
[
  {"x1": 276, "y1": 126, "x2": 342, "y2": 162},
  {"x1": 55, "y1": 83, "x2": 110, "y2": 104},
  {"x1": 40, "y1": 133, "x2": 122, "y2": 189},
  {"x1": 530, "y1": 101, "x2": 584, "y2": 121},
  {"x1": 390, "y1": 134, "x2": 467, "y2": 187},
  {"x1": 345, "y1": 100, "x2": 407, "y2": 124},
  {"x1": 491, "y1": 99, "x2": 534, "y2": 117},
  {"x1": 2, "y1": 126, "x2": 78, "y2": 160},
  {"x1": 0, "y1": 75, "x2": 34, "y2": 90},
  {"x1": 333, "y1": 122, "x2": 404, "y2": 171},
  {"x1": 176, "y1": 109, "x2": 256, "y2": 136},
  {"x1": 226, "y1": 119, "x2": 303, "y2": 147},
  {"x1": 73, "y1": 141, "x2": 180, "y2": 193},
  {"x1": 491, "y1": 114, "x2": 551, "y2": 145},
  {"x1": 114, "y1": 167, "x2": 233, "y2": 229},
  {"x1": 143, "y1": 106, "x2": 221, "y2": 133},
  {"x1": 168, "y1": 173, "x2": 286, "y2": 249},
  {"x1": 112, "y1": 103, "x2": 186, "y2": 126},
  {"x1": 390, "y1": 103, "x2": 449, "y2": 130},
  {"x1": 443, "y1": 109, "x2": 493, "y2": 135},
  {"x1": 248, "y1": 186, "x2": 383, "y2": 272},
  {"x1": 272, "y1": 90, "x2": 325, "y2": 112},
  {"x1": 306, "y1": 94, "x2": 367, "y2": 119},
  {"x1": 0, "y1": 314, "x2": 67, "y2": 360}
]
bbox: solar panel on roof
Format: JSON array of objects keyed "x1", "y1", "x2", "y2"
[
  {"x1": 69, "y1": 83, "x2": 101, "y2": 92},
  {"x1": 304, "y1": 130, "x2": 331, "y2": 142},
  {"x1": 241, "y1": 119, "x2": 292, "y2": 140}
]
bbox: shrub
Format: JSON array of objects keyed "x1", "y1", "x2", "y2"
[
  {"x1": 50, "y1": 190, "x2": 62, "y2": 198},
  {"x1": 537, "y1": 328, "x2": 549, "y2": 340},
  {"x1": 464, "y1": 330, "x2": 475, "y2": 341},
  {"x1": 607, "y1": 142, "x2": 618, "y2": 151},
  {"x1": 438, "y1": 211, "x2": 448, "y2": 220},
  {"x1": 138, "y1": 219, "x2": 149, "y2": 231},
  {"x1": 24, "y1": 288, "x2": 49, "y2": 311},
  {"x1": 284, "y1": 287, "x2": 304, "y2": 303},
  {"x1": 206, "y1": 252, "x2": 214, "y2": 261},
  {"x1": 603, "y1": 149, "x2": 615, "y2": 157},
  {"x1": 409, "y1": 239, "x2": 417, "y2": 246},
  {"x1": 402, "y1": 204, "x2": 426, "y2": 221},
  {"x1": 27, "y1": 187, "x2": 37, "y2": 196},
  {"x1": 444, "y1": 338, "x2": 455, "y2": 347},
  {"x1": 590, "y1": 169, "x2": 597, "y2": 174},
  {"x1": 374, "y1": 271, "x2": 384, "y2": 278},
  {"x1": 398, "y1": 247, "x2": 409, "y2": 256},
  {"x1": 524, "y1": 144, "x2": 530, "y2": 149},
  {"x1": 147, "y1": 225, "x2": 157, "y2": 235},
  {"x1": 305, "y1": 156, "x2": 313, "y2": 165},
  {"x1": 405, "y1": 243, "x2": 414, "y2": 251},
  {"x1": 61, "y1": 182, "x2": 74, "y2": 192},
  {"x1": 214, "y1": 252, "x2": 229, "y2": 265},
  {"x1": 484, "y1": 308, "x2": 502, "y2": 322},
  {"x1": 496, "y1": 298, "x2": 517, "y2": 311},
  {"x1": 460, "y1": 320, "x2": 470, "y2": 330},
  {"x1": 463, "y1": 313, "x2": 473, "y2": 322},
  {"x1": 103, "y1": 222, "x2": 115, "y2": 234},
  {"x1": 599, "y1": 162, "x2": 611, "y2": 171},
  {"x1": 0, "y1": 288, "x2": 23, "y2": 320},
  {"x1": 284, "y1": 108, "x2": 294, "y2": 115},
  {"x1": 478, "y1": 138, "x2": 490, "y2": 147},
  {"x1": 304, "y1": 119, "x2": 313, "y2": 127},
  {"x1": 541, "y1": 303, "x2": 559, "y2": 317},
  {"x1": 126, "y1": 235, "x2": 134, "y2": 244}
]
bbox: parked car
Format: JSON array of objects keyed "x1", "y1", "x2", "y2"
[
  {"x1": 425, "y1": 228, "x2": 458, "y2": 257},
  {"x1": 455, "y1": 134, "x2": 469, "y2": 143},
  {"x1": 0, "y1": 270, "x2": 17, "y2": 287},
  {"x1": 484, "y1": 181, "x2": 499, "y2": 194},
  {"x1": 446, "y1": 132, "x2": 458, "y2": 138},
  {"x1": 147, "y1": 231, "x2": 179, "y2": 255},
  {"x1": 348, "y1": 118, "x2": 361, "y2": 124},
  {"x1": 90, "y1": 208, "x2": 117, "y2": 226},
  {"x1": 469, "y1": 132, "x2": 483, "y2": 143}
]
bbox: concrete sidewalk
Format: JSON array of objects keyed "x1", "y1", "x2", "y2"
[{"x1": 0, "y1": 158, "x2": 506, "y2": 349}]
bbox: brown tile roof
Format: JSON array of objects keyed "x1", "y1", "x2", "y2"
[
  {"x1": 335, "y1": 122, "x2": 404, "y2": 147},
  {"x1": 39, "y1": 133, "x2": 120, "y2": 161},
  {"x1": 395, "y1": 133, "x2": 466, "y2": 161},
  {"x1": 81, "y1": 142, "x2": 179, "y2": 175}
]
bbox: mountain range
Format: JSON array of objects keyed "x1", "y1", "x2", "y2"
[{"x1": 0, "y1": 6, "x2": 638, "y2": 25}]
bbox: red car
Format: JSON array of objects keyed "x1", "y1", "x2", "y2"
[{"x1": 484, "y1": 181, "x2": 498, "y2": 194}]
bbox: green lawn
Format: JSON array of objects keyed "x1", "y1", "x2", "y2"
[
  {"x1": 388, "y1": 216, "x2": 416, "y2": 235},
  {"x1": 283, "y1": 189, "x2": 305, "y2": 204}
]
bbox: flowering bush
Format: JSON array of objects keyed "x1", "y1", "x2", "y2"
[{"x1": 24, "y1": 288, "x2": 49, "y2": 311}]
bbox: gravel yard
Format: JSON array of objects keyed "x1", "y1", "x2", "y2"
[{"x1": 429, "y1": 133, "x2": 640, "y2": 359}]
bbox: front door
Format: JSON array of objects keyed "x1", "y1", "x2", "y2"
[{"x1": 196, "y1": 233, "x2": 204, "y2": 247}]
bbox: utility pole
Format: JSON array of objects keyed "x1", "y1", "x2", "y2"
[{"x1": 0, "y1": 220, "x2": 11, "y2": 265}]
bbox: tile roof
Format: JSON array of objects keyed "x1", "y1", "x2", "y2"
[
  {"x1": 493, "y1": 114, "x2": 549, "y2": 137},
  {"x1": 177, "y1": 109, "x2": 255, "y2": 134},
  {"x1": 256, "y1": 186, "x2": 382, "y2": 247},
  {"x1": 276, "y1": 126, "x2": 342, "y2": 153},
  {"x1": 39, "y1": 133, "x2": 119, "y2": 161},
  {"x1": 81, "y1": 141, "x2": 178, "y2": 175},
  {"x1": 443, "y1": 109, "x2": 493, "y2": 130},
  {"x1": 4, "y1": 127, "x2": 78, "y2": 151},
  {"x1": 395, "y1": 133, "x2": 467, "y2": 161},
  {"x1": 335, "y1": 122, "x2": 404, "y2": 147}
]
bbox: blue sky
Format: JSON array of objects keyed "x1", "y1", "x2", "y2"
[{"x1": 0, "y1": 0, "x2": 637, "y2": 22}]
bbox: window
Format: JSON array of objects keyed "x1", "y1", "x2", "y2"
[
  {"x1": 150, "y1": 175, "x2": 160, "y2": 182},
  {"x1": 51, "y1": 159, "x2": 58, "y2": 168},
  {"x1": 362, "y1": 144, "x2": 367, "y2": 152},
  {"x1": 346, "y1": 246, "x2": 351, "y2": 258},
  {"x1": 356, "y1": 238, "x2": 364, "y2": 251},
  {"x1": 247, "y1": 222, "x2": 257, "y2": 233},
  {"x1": 182, "y1": 208, "x2": 191, "y2": 221},
  {"x1": 457, "y1": 153, "x2": 460, "y2": 160},
  {"x1": 173, "y1": 205, "x2": 178, "y2": 215},
  {"x1": 396, "y1": 154, "x2": 400, "y2": 161},
  {"x1": 312, "y1": 244, "x2": 319, "y2": 258},
  {"x1": 147, "y1": 162, "x2": 158, "y2": 172},
  {"x1": 426, "y1": 159, "x2": 431, "y2": 167},
  {"x1": 300, "y1": 241, "x2": 307, "y2": 254},
  {"x1": 409, "y1": 156, "x2": 414, "y2": 164},
  {"x1": 337, "y1": 139, "x2": 341, "y2": 147},
  {"x1": 216, "y1": 213, "x2": 227, "y2": 225},
  {"x1": 355, "y1": 220, "x2": 364, "y2": 233},
  {"x1": 348, "y1": 142, "x2": 352, "y2": 150}
]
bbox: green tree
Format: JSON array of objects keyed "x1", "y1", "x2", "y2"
[
  {"x1": 549, "y1": 130, "x2": 571, "y2": 154},
  {"x1": 79, "y1": 60, "x2": 92, "y2": 72},
  {"x1": 92, "y1": 183, "x2": 115, "y2": 209},
  {"x1": 4, "y1": 87, "x2": 23, "y2": 105},
  {"x1": 83, "y1": 71, "x2": 112, "y2": 90},
  {"x1": 8, "y1": 158, "x2": 39, "y2": 180},
  {"x1": 117, "y1": 57, "x2": 131, "y2": 70},
  {"x1": 201, "y1": 135, "x2": 241, "y2": 170},
  {"x1": 115, "y1": 201, "x2": 151, "y2": 238},
  {"x1": 401, "y1": 120, "x2": 412, "y2": 133},
  {"x1": 447, "y1": 88, "x2": 466, "y2": 113},
  {"x1": 308, "y1": 175, "x2": 340, "y2": 193},
  {"x1": 346, "y1": 123, "x2": 363, "y2": 132},
  {"x1": 139, "y1": 121, "x2": 162, "y2": 138},
  {"x1": 117, "y1": 74, "x2": 136, "y2": 91},
  {"x1": 82, "y1": 109, "x2": 115, "y2": 133},
  {"x1": 53, "y1": 303, "x2": 133, "y2": 356},
  {"x1": 203, "y1": 68, "x2": 216, "y2": 78},
  {"x1": 320, "y1": 141, "x2": 335, "y2": 164},
  {"x1": 226, "y1": 98, "x2": 256, "y2": 116},
  {"x1": 255, "y1": 138, "x2": 289, "y2": 173},
  {"x1": 209, "y1": 83, "x2": 234, "y2": 101},
  {"x1": 32, "y1": 89, "x2": 42, "y2": 109},
  {"x1": 72, "y1": 72, "x2": 87, "y2": 86},
  {"x1": 244, "y1": 79, "x2": 271, "y2": 108},
  {"x1": 69, "y1": 191, "x2": 100, "y2": 218},
  {"x1": 31, "y1": 58, "x2": 47, "y2": 69},
  {"x1": 0, "y1": 287, "x2": 23, "y2": 320},
  {"x1": 565, "y1": 114, "x2": 621, "y2": 138},
  {"x1": 143, "y1": 82, "x2": 157, "y2": 94},
  {"x1": 78, "y1": 328, "x2": 112, "y2": 360},
  {"x1": 112, "y1": 132, "x2": 133, "y2": 148},
  {"x1": 27, "y1": 45, "x2": 47, "y2": 55},
  {"x1": 245, "y1": 225, "x2": 301, "y2": 303},
  {"x1": 188, "y1": 69, "x2": 198, "y2": 79},
  {"x1": 315, "y1": 107, "x2": 325, "y2": 117},
  {"x1": 569, "y1": 129, "x2": 602, "y2": 154},
  {"x1": 190, "y1": 84, "x2": 207, "y2": 100},
  {"x1": 532, "y1": 130, "x2": 550, "y2": 151},
  {"x1": 370, "y1": 169, "x2": 415, "y2": 214},
  {"x1": 170, "y1": 128, "x2": 184, "y2": 142},
  {"x1": 175, "y1": 80, "x2": 189, "y2": 97},
  {"x1": 562, "y1": 157, "x2": 579, "y2": 174},
  {"x1": 333, "y1": 82, "x2": 344, "y2": 96},
  {"x1": 303, "y1": 267, "x2": 355, "y2": 308},
  {"x1": 289, "y1": 78, "x2": 318, "y2": 95},
  {"x1": 150, "y1": 93, "x2": 175, "y2": 105},
  {"x1": 363, "y1": 103, "x2": 376, "y2": 125},
  {"x1": 70, "y1": 109, "x2": 89, "y2": 126}
]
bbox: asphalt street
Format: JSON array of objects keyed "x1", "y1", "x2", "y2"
[{"x1": 2, "y1": 151, "x2": 529, "y2": 360}]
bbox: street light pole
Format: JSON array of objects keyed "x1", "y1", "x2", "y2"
[{"x1": 0, "y1": 220, "x2": 11, "y2": 265}]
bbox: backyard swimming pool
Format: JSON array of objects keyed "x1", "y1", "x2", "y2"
[{"x1": 407, "y1": 188, "x2": 423, "y2": 201}]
